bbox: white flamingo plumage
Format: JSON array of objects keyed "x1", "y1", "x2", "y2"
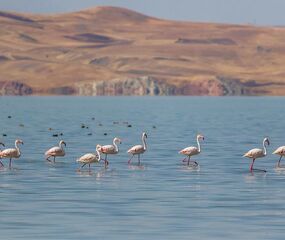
[
  {"x1": 127, "y1": 132, "x2": 147, "y2": 165},
  {"x1": 98, "y1": 137, "x2": 121, "y2": 166},
  {"x1": 179, "y1": 134, "x2": 204, "y2": 166},
  {"x1": 0, "y1": 142, "x2": 5, "y2": 167},
  {"x1": 45, "y1": 140, "x2": 66, "y2": 162},
  {"x1": 0, "y1": 139, "x2": 23, "y2": 168},
  {"x1": 273, "y1": 145, "x2": 285, "y2": 168},
  {"x1": 77, "y1": 145, "x2": 102, "y2": 170},
  {"x1": 243, "y1": 137, "x2": 270, "y2": 172}
]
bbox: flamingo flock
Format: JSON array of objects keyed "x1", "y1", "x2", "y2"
[{"x1": 0, "y1": 133, "x2": 285, "y2": 173}]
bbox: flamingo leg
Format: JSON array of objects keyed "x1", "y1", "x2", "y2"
[
  {"x1": 0, "y1": 160, "x2": 4, "y2": 168},
  {"x1": 53, "y1": 156, "x2": 56, "y2": 163},
  {"x1": 89, "y1": 164, "x2": 91, "y2": 171},
  {"x1": 138, "y1": 154, "x2": 141, "y2": 165},
  {"x1": 128, "y1": 155, "x2": 134, "y2": 164},
  {"x1": 250, "y1": 158, "x2": 266, "y2": 173},
  {"x1": 46, "y1": 156, "x2": 52, "y2": 162},
  {"x1": 81, "y1": 163, "x2": 87, "y2": 168},
  {"x1": 9, "y1": 158, "x2": 12, "y2": 169},
  {"x1": 277, "y1": 155, "x2": 283, "y2": 168},
  {"x1": 104, "y1": 159, "x2": 109, "y2": 168},
  {"x1": 183, "y1": 156, "x2": 198, "y2": 166}
]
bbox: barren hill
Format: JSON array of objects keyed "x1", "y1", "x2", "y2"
[{"x1": 1, "y1": 6, "x2": 285, "y2": 95}]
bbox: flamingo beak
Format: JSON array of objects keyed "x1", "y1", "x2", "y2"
[
  {"x1": 267, "y1": 139, "x2": 270, "y2": 145},
  {"x1": 0, "y1": 143, "x2": 4, "y2": 147},
  {"x1": 63, "y1": 142, "x2": 66, "y2": 147},
  {"x1": 145, "y1": 134, "x2": 148, "y2": 138}
]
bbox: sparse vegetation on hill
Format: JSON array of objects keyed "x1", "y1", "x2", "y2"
[{"x1": 0, "y1": 6, "x2": 285, "y2": 95}]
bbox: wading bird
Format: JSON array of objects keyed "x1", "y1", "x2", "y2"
[
  {"x1": 77, "y1": 145, "x2": 103, "y2": 170},
  {"x1": 179, "y1": 134, "x2": 204, "y2": 166},
  {"x1": 45, "y1": 140, "x2": 66, "y2": 162},
  {"x1": 0, "y1": 142, "x2": 5, "y2": 167},
  {"x1": 127, "y1": 132, "x2": 147, "y2": 165},
  {"x1": 243, "y1": 137, "x2": 270, "y2": 173},
  {"x1": 273, "y1": 145, "x2": 285, "y2": 168},
  {"x1": 98, "y1": 137, "x2": 121, "y2": 166},
  {"x1": 0, "y1": 139, "x2": 23, "y2": 168}
]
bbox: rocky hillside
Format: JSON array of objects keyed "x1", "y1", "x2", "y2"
[{"x1": 1, "y1": 6, "x2": 285, "y2": 95}]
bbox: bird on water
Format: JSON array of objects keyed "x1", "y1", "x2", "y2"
[
  {"x1": 243, "y1": 137, "x2": 270, "y2": 173},
  {"x1": 179, "y1": 134, "x2": 204, "y2": 166},
  {"x1": 45, "y1": 140, "x2": 66, "y2": 163},
  {"x1": 127, "y1": 132, "x2": 148, "y2": 165}
]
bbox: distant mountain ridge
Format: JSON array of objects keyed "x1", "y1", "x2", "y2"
[{"x1": 0, "y1": 6, "x2": 285, "y2": 95}]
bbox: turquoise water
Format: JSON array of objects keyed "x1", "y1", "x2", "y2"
[{"x1": 0, "y1": 97, "x2": 285, "y2": 239}]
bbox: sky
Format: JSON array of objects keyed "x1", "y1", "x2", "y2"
[{"x1": 0, "y1": 0, "x2": 285, "y2": 26}]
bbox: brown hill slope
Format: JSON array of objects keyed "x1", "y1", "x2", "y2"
[{"x1": 1, "y1": 6, "x2": 285, "y2": 95}]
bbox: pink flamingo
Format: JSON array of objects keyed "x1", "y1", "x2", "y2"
[
  {"x1": 0, "y1": 139, "x2": 23, "y2": 168},
  {"x1": 243, "y1": 137, "x2": 269, "y2": 172},
  {"x1": 0, "y1": 142, "x2": 5, "y2": 167},
  {"x1": 127, "y1": 132, "x2": 147, "y2": 165},
  {"x1": 179, "y1": 134, "x2": 204, "y2": 166},
  {"x1": 45, "y1": 140, "x2": 66, "y2": 162},
  {"x1": 273, "y1": 145, "x2": 285, "y2": 168},
  {"x1": 77, "y1": 145, "x2": 102, "y2": 170},
  {"x1": 98, "y1": 137, "x2": 121, "y2": 166}
]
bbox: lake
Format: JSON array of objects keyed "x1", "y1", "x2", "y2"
[{"x1": 0, "y1": 97, "x2": 285, "y2": 239}]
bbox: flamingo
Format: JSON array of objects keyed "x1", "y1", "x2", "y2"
[
  {"x1": 179, "y1": 134, "x2": 204, "y2": 166},
  {"x1": 127, "y1": 132, "x2": 147, "y2": 165},
  {"x1": 0, "y1": 142, "x2": 5, "y2": 167},
  {"x1": 273, "y1": 145, "x2": 285, "y2": 168},
  {"x1": 45, "y1": 140, "x2": 66, "y2": 162},
  {"x1": 0, "y1": 139, "x2": 23, "y2": 168},
  {"x1": 77, "y1": 145, "x2": 103, "y2": 170},
  {"x1": 243, "y1": 137, "x2": 270, "y2": 172},
  {"x1": 98, "y1": 137, "x2": 121, "y2": 166}
]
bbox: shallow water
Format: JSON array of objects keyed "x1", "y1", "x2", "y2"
[{"x1": 0, "y1": 97, "x2": 285, "y2": 239}]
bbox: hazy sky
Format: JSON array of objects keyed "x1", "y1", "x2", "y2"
[{"x1": 1, "y1": 0, "x2": 285, "y2": 26}]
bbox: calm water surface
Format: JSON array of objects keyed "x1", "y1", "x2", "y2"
[{"x1": 0, "y1": 97, "x2": 285, "y2": 239}]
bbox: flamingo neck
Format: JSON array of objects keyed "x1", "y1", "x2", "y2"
[
  {"x1": 197, "y1": 137, "x2": 201, "y2": 153},
  {"x1": 15, "y1": 142, "x2": 21, "y2": 154},
  {"x1": 113, "y1": 139, "x2": 119, "y2": 153},
  {"x1": 263, "y1": 140, "x2": 267, "y2": 156},
  {"x1": 96, "y1": 149, "x2": 101, "y2": 161},
  {"x1": 59, "y1": 142, "x2": 65, "y2": 151},
  {"x1": 142, "y1": 135, "x2": 147, "y2": 151}
]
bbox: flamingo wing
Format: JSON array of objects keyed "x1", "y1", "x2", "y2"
[
  {"x1": 244, "y1": 148, "x2": 264, "y2": 158},
  {"x1": 45, "y1": 146, "x2": 64, "y2": 157},
  {"x1": 99, "y1": 145, "x2": 115, "y2": 154},
  {"x1": 77, "y1": 153, "x2": 98, "y2": 163},
  {"x1": 179, "y1": 146, "x2": 199, "y2": 156},
  {"x1": 127, "y1": 145, "x2": 144, "y2": 154},
  {"x1": 0, "y1": 148, "x2": 18, "y2": 158},
  {"x1": 273, "y1": 146, "x2": 285, "y2": 155}
]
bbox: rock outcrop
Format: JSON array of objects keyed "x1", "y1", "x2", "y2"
[
  {"x1": 0, "y1": 81, "x2": 33, "y2": 95},
  {"x1": 75, "y1": 76, "x2": 176, "y2": 96}
]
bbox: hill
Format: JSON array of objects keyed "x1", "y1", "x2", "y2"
[{"x1": 1, "y1": 6, "x2": 285, "y2": 95}]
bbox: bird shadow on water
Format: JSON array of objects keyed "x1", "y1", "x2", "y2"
[
  {"x1": 0, "y1": 166, "x2": 21, "y2": 173},
  {"x1": 76, "y1": 167, "x2": 108, "y2": 180},
  {"x1": 274, "y1": 166, "x2": 285, "y2": 175},
  {"x1": 45, "y1": 160, "x2": 71, "y2": 169},
  {"x1": 179, "y1": 163, "x2": 200, "y2": 172},
  {"x1": 243, "y1": 171, "x2": 267, "y2": 182},
  {"x1": 128, "y1": 163, "x2": 146, "y2": 171}
]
